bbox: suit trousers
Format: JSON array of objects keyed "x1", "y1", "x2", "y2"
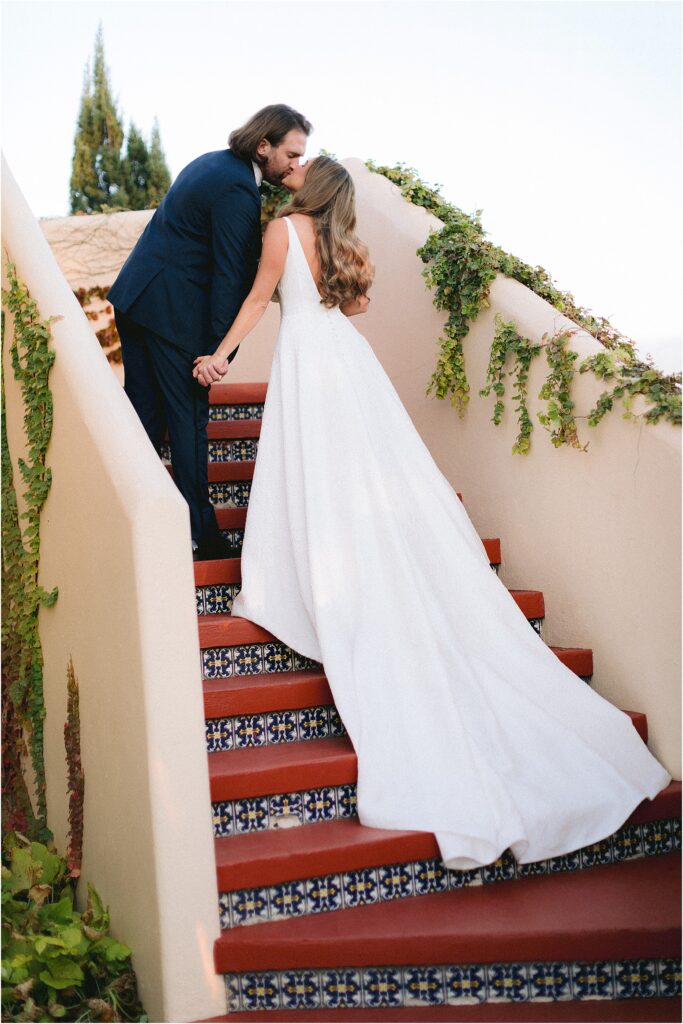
[{"x1": 114, "y1": 308, "x2": 222, "y2": 549}]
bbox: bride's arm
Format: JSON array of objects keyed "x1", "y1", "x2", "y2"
[{"x1": 193, "y1": 219, "x2": 288, "y2": 386}]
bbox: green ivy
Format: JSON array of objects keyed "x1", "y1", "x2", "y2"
[
  {"x1": 1, "y1": 262, "x2": 58, "y2": 843},
  {"x1": 1, "y1": 831, "x2": 147, "y2": 1022},
  {"x1": 480, "y1": 316, "x2": 542, "y2": 455},
  {"x1": 538, "y1": 329, "x2": 589, "y2": 450},
  {"x1": 365, "y1": 160, "x2": 681, "y2": 449}
]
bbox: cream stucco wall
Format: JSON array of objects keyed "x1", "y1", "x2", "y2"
[
  {"x1": 3, "y1": 156, "x2": 226, "y2": 1023},
  {"x1": 42, "y1": 158, "x2": 680, "y2": 778}
]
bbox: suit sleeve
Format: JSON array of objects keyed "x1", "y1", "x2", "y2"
[{"x1": 209, "y1": 181, "x2": 261, "y2": 350}]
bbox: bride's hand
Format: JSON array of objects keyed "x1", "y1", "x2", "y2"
[{"x1": 193, "y1": 354, "x2": 229, "y2": 387}]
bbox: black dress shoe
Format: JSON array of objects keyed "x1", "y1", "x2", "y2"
[{"x1": 194, "y1": 535, "x2": 241, "y2": 561}]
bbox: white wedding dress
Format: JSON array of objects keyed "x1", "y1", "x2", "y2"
[{"x1": 230, "y1": 215, "x2": 672, "y2": 870}]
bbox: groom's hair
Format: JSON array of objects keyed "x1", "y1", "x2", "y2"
[{"x1": 229, "y1": 104, "x2": 312, "y2": 163}]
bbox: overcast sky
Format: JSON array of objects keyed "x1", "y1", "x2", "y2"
[{"x1": 1, "y1": 0, "x2": 681, "y2": 371}]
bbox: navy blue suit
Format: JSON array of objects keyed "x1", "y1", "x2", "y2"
[{"x1": 107, "y1": 148, "x2": 262, "y2": 555}]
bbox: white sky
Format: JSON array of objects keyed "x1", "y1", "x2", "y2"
[{"x1": 1, "y1": 0, "x2": 681, "y2": 371}]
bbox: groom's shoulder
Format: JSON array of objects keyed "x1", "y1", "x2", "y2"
[{"x1": 181, "y1": 148, "x2": 254, "y2": 187}]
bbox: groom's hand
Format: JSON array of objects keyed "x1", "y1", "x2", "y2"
[{"x1": 193, "y1": 354, "x2": 229, "y2": 387}]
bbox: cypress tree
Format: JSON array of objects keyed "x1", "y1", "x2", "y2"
[
  {"x1": 70, "y1": 24, "x2": 171, "y2": 213},
  {"x1": 123, "y1": 122, "x2": 151, "y2": 210},
  {"x1": 69, "y1": 24, "x2": 128, "y2": 213},
  {"x1": 147, "y1": 117, "x2": 172, "y2": 207},
  {"x1": 69, "y1": 64, "x2": 100, "y2": 213}
]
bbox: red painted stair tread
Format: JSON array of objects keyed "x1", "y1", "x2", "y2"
[
  {"x1": 209, "y1": 382, "x2": 268, "y2": 404},
  {"x1": 213, "y1": 782, "x2": 681, "y2": 891},
  {"x1": 209, "y1": 735, "x2": 356, "y2": 801},
  {"x1": 214, "y1": 851, "x2": 681, "y2": 972},
  {"x1": 198, "y1": 996, "x2": 682, "y2": 1023},
  {"x1": 216, "y1": 507, "x2": 248, "y2": 530},
  {"x1": 168, "y1": 461, "x2": 256, "y2": 482},
  {"x1": 204, "y1": 669, "x2": 332, "y2": 719},
  {"x1": 207, "y1": 419, "x2": 262, "y2": 439},
  {"x1": 215, "y1": 816, "x2": 440, "y2": 891}
]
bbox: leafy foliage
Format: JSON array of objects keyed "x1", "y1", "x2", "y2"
[
  {"x1": 1, "y1": 264, "x2": 58, "y2": 841},
  {"x1": 366, "y1": 160, "x2": 681, "y2": 449},
  {"x1": 480, "y1": 316, "x2": 543, "y2": 455},
  {"x1": 1, "y1": 831, "x2": 147, "y2": 1022},
  {"x1": 259, "y1": 180, "x2": 290, "y2": 226}
]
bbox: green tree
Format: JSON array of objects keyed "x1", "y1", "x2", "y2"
[
  {"x1": 122, "y1": 121, "x2": 150, "y2": 210},
  {"x1": 147, "y1": 117, "x2": 172, "y2": 206},
  {"x1": 69, "y1": 24, "x2": 128, "y2": 212}
]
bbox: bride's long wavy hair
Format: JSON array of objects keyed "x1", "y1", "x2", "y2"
[{"x1": 277, "y1": 156, "x2": 374, "y2": 308}]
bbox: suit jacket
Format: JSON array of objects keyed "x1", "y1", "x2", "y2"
[{"x1": 107, "y1": 148, "x2": 262, "y2": 360}]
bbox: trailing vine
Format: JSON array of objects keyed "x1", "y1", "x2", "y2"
[
  {"x1": 64, "y1": 656, "x2": 85, "y2": 882},
  {"x1": 365, "y1": 160, "x2": 681, "y2": 449},
  {"x1": 480, "y1": 316, "x2": 542, "y2": 455},
  {"x1": 1, "y1": 262, "x2": 58, "y2": 844},
  {"x1": 537, "y1": 329, "x2": 589, "y2": 450}
]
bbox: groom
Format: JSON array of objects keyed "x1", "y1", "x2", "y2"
[{"x1": 108, "y1": 104, "x2": 312, "y2": 560}]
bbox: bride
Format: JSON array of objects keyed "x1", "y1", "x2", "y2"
[{"x1": 192, "y1": 155, "x2": 672, "y2": 870}]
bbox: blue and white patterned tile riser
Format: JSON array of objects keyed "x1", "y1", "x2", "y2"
[
  {"x1": 213, "y1": 783, "x2": 357, "y2": 838},
  {"x1": 202, "y1": 642, "x2": 321, "y2": 680},
  {"x1": 162, "y1": 438, "x2": 259, "y2": 464},
  {"x1": 196, "y1": 580, "x2": 242, "y2": 616},
  {"x1": 217, "y1": 817, "x2": 680, "y2": 928},
  {"x1": 209, "y1": 480, "x2": 253, "y2": 508},
  {"x1": 210, "y1": 402, "x2": 265, "y2": 421},
  {"x1": 207, "y1": 704, "x2": 346, "y2": 753},
  {"x1": 225, "y1": 958, "x2": 681, "y2": 1012}
]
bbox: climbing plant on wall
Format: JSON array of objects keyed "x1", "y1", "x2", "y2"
[
  {"x1": 365, "y1": 159, "x2": 681, "y2": 452},
  {"x1": 1, "y1": 263, "x2": 58, "y2": 844}
]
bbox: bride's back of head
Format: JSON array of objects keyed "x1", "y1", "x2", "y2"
[{"x1": 278, "y1": 156, "x2": 375, "y2": 309}]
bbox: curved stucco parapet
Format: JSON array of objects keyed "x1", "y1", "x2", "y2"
[
  {"x1": 2, "y1": 155, "x2": 226, "y2": 1023},
  {"x1": 38, "y1": 157, "x2": 680, "y2": 779}
]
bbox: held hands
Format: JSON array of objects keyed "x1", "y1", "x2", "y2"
[{"x1": 193, "y1": 354, "x2": 229, "y2": 387}]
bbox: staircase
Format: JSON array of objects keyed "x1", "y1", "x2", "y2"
[{"x1": 176, "y1": 383, "x2": 681, "y2": 1022}]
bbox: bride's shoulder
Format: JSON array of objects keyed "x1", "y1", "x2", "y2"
[
  {"x1": 262, "y1": 217, "x2": 290, "y2": 257},
  {"x1": 264, "y1": 217, "x2": 289, "y2": 237}
]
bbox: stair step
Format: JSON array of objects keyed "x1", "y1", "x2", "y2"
[
  {"x1": 207, "y1": 419, "x2": 263, "y2": 439},
  {"x1": 194, "y1": 538, "x2": 503, "y2": 588},
  {"x1": 204, "y1": 670, "x2": 332, "y2": 719},
  {"x1": 198, "y1": 591, "x2": 545, "y2": 652},
  {"x1": 214, "y1": 783, "x2": 681, "y2": 893},
  {"x1": 209, "y1": 711, "x2": 648, "y2": 804},
  {"x1": 214, "y1": 851, "x2": 681, "y2": 972},
  {"x1": 210, "y1": 382, "x2": 268, "y2": 405},
  {"x1": 197, "y1": 995, "x2": 682, "y2": 1022},
  {"x1": 202, "y1": 648, "x2": 593, "y2": 722},
  {"x1": 209, "y1": 736, "x2": 356, "y2": 803},
  {"x1": 203, "y1": 647, "x2": 595, "y2": 754},
  {"x1": 168, "y1": 461, "x2": 257, "y2": 482}
]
